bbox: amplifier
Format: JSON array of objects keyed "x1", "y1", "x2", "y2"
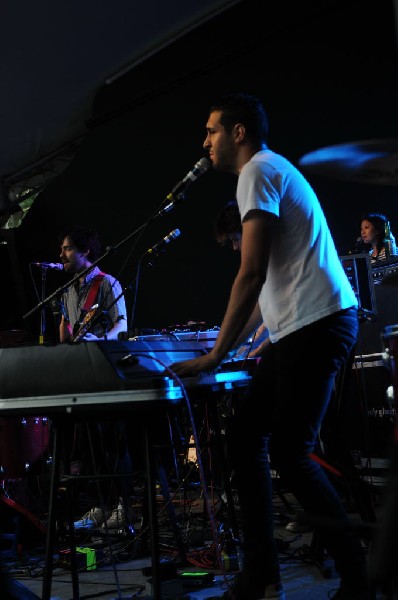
[
  {"x1": 349, "y1": 355, "x2": 395, "y2": 458},
  {"x1": 339, "y1": 254, "x2": 376, "y2": 318},
  {"x1": 371, "y1": 258, "x2": 398, "y2": 284}
]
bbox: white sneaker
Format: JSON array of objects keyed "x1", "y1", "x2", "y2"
[
  {"x1": 285, "y1": 520, "x2": 312, "y2": 533},
  {"x1": 102, "y1": 503, "x2": 127, "y2": 530},
  {"x1": 74, "y1": 507, "x2": 111, "y2": 529}
]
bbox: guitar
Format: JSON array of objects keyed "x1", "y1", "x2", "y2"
[{"x1": 72, "y1": 304, "x2": 111, "y2": 342}]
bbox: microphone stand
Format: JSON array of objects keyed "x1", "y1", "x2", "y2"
[
  {"x1": 22, "y1": 193, "x2": 185, "y2": 324},
  {"x1": 39, "y1": 267, "x2": 48, "y2": 345}
]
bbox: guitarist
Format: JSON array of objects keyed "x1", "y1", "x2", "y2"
[
  {"x1": 57, "y1": 226, "x2": 133, "y2": 530},
  {"x1": 58, "y1": 226, "x2": 127, "y2": 343}
]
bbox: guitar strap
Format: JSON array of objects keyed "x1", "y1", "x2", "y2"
[
  {"x1": 72, "y1": 272, "x2": 106, "y2": 341},
  {"x1": 81, "y1": 272, "x2": 106, "y2": 315}
]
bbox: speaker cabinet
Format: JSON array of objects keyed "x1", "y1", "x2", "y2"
[
  {"x1": 348, "y1": 356, "x2": 395, "y2": 458},
  {"x1": 357, "y1": 285, "x2": 398, "y2": 355}
]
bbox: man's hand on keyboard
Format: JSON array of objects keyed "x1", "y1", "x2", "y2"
[{"x1": 169, "y1": 353, "x2": 219, "y2": 377}]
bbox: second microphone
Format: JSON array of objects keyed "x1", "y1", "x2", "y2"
[{"x1": 146, "y1": 229, "x2": 181, "y2": 255}]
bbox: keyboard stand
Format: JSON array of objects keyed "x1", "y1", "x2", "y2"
[{"x1": 42, "y1": 412, "x2": 166, "y2": 600}]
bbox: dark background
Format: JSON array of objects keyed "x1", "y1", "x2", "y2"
[{"x1": 2, "y1": 0, "x2": 398, "y2": 342}]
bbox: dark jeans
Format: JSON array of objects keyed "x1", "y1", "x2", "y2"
[{"x1": 228, "y1": 307, "x2": 367, "y2": 584}]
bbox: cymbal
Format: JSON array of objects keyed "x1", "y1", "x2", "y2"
[{"x1": 298, "y1": 139, "x2": 398, "y2": 185}]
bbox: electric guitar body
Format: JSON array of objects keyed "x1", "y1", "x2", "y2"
[{"x1": 72, "y1": 304, "x2": 111, "y2": 342}]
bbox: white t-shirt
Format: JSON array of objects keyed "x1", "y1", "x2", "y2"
[{"x1": 237, "y1": 149, "x2": 357, "y2": 343}]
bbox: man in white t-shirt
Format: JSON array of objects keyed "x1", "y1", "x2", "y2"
[{"x1": 170, "y1": 93, "x2": 368, "y2": 600}]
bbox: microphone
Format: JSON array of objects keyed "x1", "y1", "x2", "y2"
[
  {"x1": 32, "y1": 262, "x2": 64, "y2": 270},
  {"x1": 166, "y1": 157, "x2": 211, "y2": 202},
  {"x1": 348, "y1": 237, "x2": 365, "y2": 255},
  {"x1": 147, "y1": 229, "x2": 181, "y2": 255}
]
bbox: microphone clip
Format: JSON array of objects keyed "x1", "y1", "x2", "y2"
[
  {"x1": 144, "y1": 228, "x2": 181, "y2": 265},
  {"x1": 157, "y1": 157, "x2": 211, "y2": 216},
  {"x1": 158, "y1": 192, "x2": 186, "y2": 217}
]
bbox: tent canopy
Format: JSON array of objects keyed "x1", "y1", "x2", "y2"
[{"x1": 0, "y1": 0, "x2": 239, "y2": 212}]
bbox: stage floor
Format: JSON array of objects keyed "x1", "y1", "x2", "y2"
[{"x1": 1, "y1": 456, "x2": 396, "y2": 600}]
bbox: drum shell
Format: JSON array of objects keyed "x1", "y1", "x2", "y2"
[{"x1": 0, "y1": 416, "x2": 50, "y2": 478}]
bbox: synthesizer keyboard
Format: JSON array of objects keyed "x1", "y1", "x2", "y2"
[{"x1": 0, "y1": 341, "x2": 252, "y2": 415}]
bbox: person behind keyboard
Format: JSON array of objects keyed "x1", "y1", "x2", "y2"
[
  {"x1": 169, "y1": 92, "x2": 369, "y2": 600},
  {"x1": 354, "y1": 212, "x2": 397, "y2": 264},
  {"x1": 214, "y1": 200, "x2": 270, "y2": 360}
]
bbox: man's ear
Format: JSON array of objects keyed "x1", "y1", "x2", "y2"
[{"x1": 234, "y1": 122, "x2": 246, "y2": 142}]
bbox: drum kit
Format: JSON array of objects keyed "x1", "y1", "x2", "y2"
[
  {"x1": 300, "y1": 139, "x2": 398, "y2": 584},
  {"x1": 299, "y1": 136, "x2": 398, "y2": 394},
  {"x1": 300, "y1": 139, "x2": 398, "y2": 288}
]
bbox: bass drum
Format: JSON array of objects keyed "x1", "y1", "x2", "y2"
[{"x1": 0, "y1": 416, "x2": 50, "y2": 478}]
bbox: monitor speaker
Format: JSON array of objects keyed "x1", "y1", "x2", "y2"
[
  {"x1": 340, "y1": 254, "x2": 398, "y2": 355},
  {"x1": 340, "y1": 254, "x2": 376, "y2": 319}
]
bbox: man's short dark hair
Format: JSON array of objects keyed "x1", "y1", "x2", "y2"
[
  {"x1": 59, "y1": 226, "x2": 101, "y2": 261},
  {"x1": 209, "y1": 93, "x2": 269, "y2": 147}
]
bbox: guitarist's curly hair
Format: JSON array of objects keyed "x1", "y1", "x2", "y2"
[{"x1": 59, "y1": 226, "x2": 101, "y2": 261}]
